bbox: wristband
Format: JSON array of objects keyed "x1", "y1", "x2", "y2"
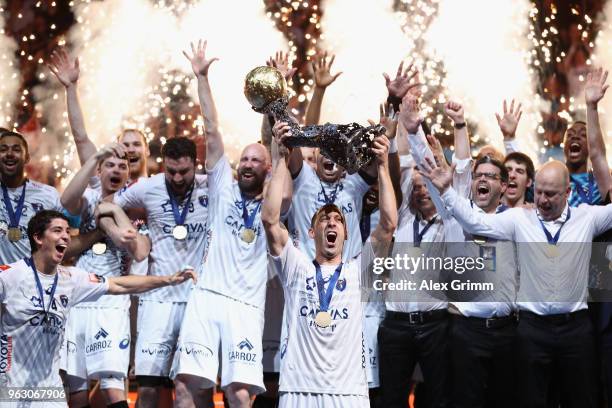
[
  {"x1": 454, "y1": 122, "x2": 466, "y2": 129},
  {"x1": 389, "y1": 137, "x2": 398, "y2": 154}
]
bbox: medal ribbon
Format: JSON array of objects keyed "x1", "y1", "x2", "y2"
[
  {"x1": 319, "y1": 181, "x2": 340, "y2": 204},
  {"x1": 165, "y1": 181, "x2": 194, "y2": 227},
  {"x1": 26, "y1": 257, "x2": 58, "y2": 320},
  {"x1": 413, "y1": 215, "x2": 437, "y2": 248},
  {"x1": 1, "y1": 182, "x2": 26, "y2": 229},
  {"x1": 538, "y1": 206, "x2": 571, "y2": 245},
  {"x1": 360, "y1": 212, "x2": 371, "y2": 244},
  {"x1": 241, "y1": 195, "x2": 262, "y2": 231},
  {"x1": 313, "y1": 260, "x2": 343, "y2": 312}
]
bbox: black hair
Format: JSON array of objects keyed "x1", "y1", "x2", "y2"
[
  {"x1": 473, "y1": 155, "x2": 508, "y2": 183},
  {"x1": 27, "y1": 210, "x2": 69, "y2": 253},
  {"x1": 0, "y1": 131, "x2": 29, "y2": 155},
  {"x1": 504, "y1": 152, "x2": 535, "y2": 181},
  {"x1": 161, "y1": 137, "x2": 196, "y2": 163}
]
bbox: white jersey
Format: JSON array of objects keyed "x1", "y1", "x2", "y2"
[
  {"x1": 0, "y1": 180, "x2": 63, "y2": 264},
  {"x1": 114, "y1": 173, "x2": 208, "y2": 302},
  {"x1": 270, "y1": 240, "x2": 368, "y2": 396},
  {"x1": 75, "y1": 188, "x2": 131, "y2": 308},
  {"x1": 199, "y1": 156, "x2": 268, "y2": 309},
  {"x1": 0, "y1": 260, "x2": 108, "y2": 388},
  {"x1": 288, "y1": 163, "x2": 370, "y2": 261}
]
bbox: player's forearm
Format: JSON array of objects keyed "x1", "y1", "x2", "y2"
[
  {"x1": 107, "y1": 275, "x2": 172, "y2": 295},
  {"x1": 453, "y1": 124, "x2": 470, "y2": 160},
  {"x1": 377, "y1": 161, "x2": 397, "y2": 235},
  {"x1": 388, "y1": 151, "x2": 402, "y2": 208},
  {"x1": 196, "y1": 74, "x2": 224, "y2": 167},
  {"x1": 66, "y1": 85, "x2": 97, "y2": 165},
  {"x1": 60, "y1": 156, "x2": 97, "y2": 214},
  {"x1": 587, "y1": 103, "x2": 612, "y2": 197},
  {"x1": 65, "y1": 229, "x2": 104, "y2": 259},
  {"x1": 304, "y1": 86, "x2": 325, "y2": 126},
  {"x1": 262, "y1": 157, "x2": 289, "y2": 228}
]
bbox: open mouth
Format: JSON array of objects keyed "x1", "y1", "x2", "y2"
[
  {"x1": 477, "y1": 183, "x2": 490, "y2": 197},
  {"x1": 110, "y1": 176, "x2": 122, "y2": 184},
  {"x1": 507, "y1": 181, "x2": 518, "y2": 194},
  {"x1": 325, "y1": 231, "x2": 338, "y2": 244},
  {"x1": 569, "y1": 142, "x2": 582, "y2": 153},
  {"x1": 3, "y1": 159, "x2": 17, "y2": 168},
  {"x1": 323, "y1": 161, "x2": 336, "y2": 172},
  {"x1": 241, "y1": 171, "x2": 255, "y2": 181},
  {"x1": 55, "y1": 244, "x2": 67, "y2": 255}
]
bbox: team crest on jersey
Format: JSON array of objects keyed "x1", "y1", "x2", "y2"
[
  {"x1": 198, "y1": 195, "x2": 208, "y2": 207},
  {"x1": 305, "y1": 276, "x2": 316, "y2": 291},
  {"x1": 66, "y1": 340, "x2": 77, "y2": 354},
  {"x1": 31, "y1": 203, "x2": 43, "y2": 213},
  {"x1": 161, "y1": 200, "x2": 194, "y2": 214},
  {"x1": 30, "y1": 295, "x2": 42, "y2": 308},
  {"x1": 119, "y1": 338, "x2": 130, "y2": 349},
  {"x1": 336, "y1": 278, "x2": 347, "y2": 292}
]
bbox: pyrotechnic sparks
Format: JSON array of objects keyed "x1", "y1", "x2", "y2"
[
  {"x1": 35, "y1": 0, "x2": 286, "y2": 178},
  {"x1": 0, "y1": 0, "x2": 19, "y2": 128},
  {"x1": 592, "y1": 1, "x2": 612, "y2": 150},
  {"x1": 319, "y1": 0, "x2": 408, "y2": 124},
  {"x1": 425, "y1": 0, "x2": 540, "y2": 159}
]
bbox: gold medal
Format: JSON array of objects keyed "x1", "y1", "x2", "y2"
[
  {"x1": 92, "y1": 242, "x2": 107, "y2": 255},
  {"x1": 241, "y1": 228, "x2": 256, "y2": 243},
  {"x1": 314, "y1": 311, "x2": 332, "y2": 328},
  {"x1": 173, "y1": 225, "x2": 188, "y2": 240},
  {"x1": 546, "y1": 244, "x2": 559, "y2": 258},
  {"x1": 7, "y1": 227, "x2": 21, "y2": 242}
]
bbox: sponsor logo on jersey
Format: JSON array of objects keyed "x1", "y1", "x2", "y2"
[
  {"x1": 161, "y1": 200, "x2": 194, "y2": 214},
  {"x1": 161, "y1": 223, "x2": 205, "y2": 236},
  {"x1": 142, "y1": 342, "x2": 172, "y2": 357},
  {"x1": 31, "y1": 203, "x2": 43, "y2": 213},
  {"x1": 179, "y1": 342, "x2": 213, "y2": 358},
  {"x1": 0, "y1": 335, "x2": 12, "y2": 373},
  {"x1": 368, "y1": 347, "x2": 377, "y2": 368},
  {"x1": 28, "y1": 313, "x2": 63, "y2": 335},
  {"x1": 119, "y1": 338, "x2": 130, "y2": 349},
  {"x1": 30, "y1": 295, "x2": 42, "y2": 308},
  {"x1": 228, "y1": 338, "x2": 257, "y2": 363},
  {"x1": 87, "y1": 328, "x2": 112, "y2": 354},
  {"x1": 299, "y1": 305, "x2": 349, "y2": 321},
  {"x1": 60, "y1": 294, "x2": 69, "y2": 308},
  {"x1": 0, "y1": 264, "x2": 11, "y2": 271},
  {"x1": 224, "y1": 215, "x2": 262, "y2": 240},
  {"x1": 94, "y1": 327, "x2": 109, "y2": 340},
  {"x1": 305, "y1": 277, "x2": 316, "y2": 291}
]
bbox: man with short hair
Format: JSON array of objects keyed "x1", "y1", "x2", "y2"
[
  {"x1": 0, "y1": 131, "x2": 64, "y2": 263},
  {"x1": 113, "y1": 136, "x2": 209, "y2": 407},
  {"x1": 420, "y1": 159, "x2": 612, "y2": 408},
  {"x1": 0, "y1": 210, "x2": 196, "y2": 407},
  {"x1": 60, "y1": 143, "x2": 151, "y2": 408},
  {"x1": 263, "y1": 121, "x2": 396, "y2": 407},
  {"x1": 503, "y1": 152, "x2": 534, "y2": 208}
]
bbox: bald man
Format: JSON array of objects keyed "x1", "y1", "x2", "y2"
[
  {"x1": 420, "y1": 159, "x2": 612, "y2": 408},
  {"x1": 172, "y1": 40, "x2": 280, "y2": 408}
]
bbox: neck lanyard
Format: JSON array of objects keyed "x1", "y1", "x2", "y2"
[
  {"x1": 165, "y1": 181, "x2": 194, "y2": 227},
  {"x1": 320, "y1": 181, "x2": 340, "y2": 204},
  {"x1": 313, "y1": 260, "x2": 343, "y2": 312},
  {"x1": 538, "y1": 206, "x2": 572, "y2": 245},
  {"x1": 1, "y1": 182, "x2": 26, "y2": 228},
  {"x1": 26, "y1": 258, "x2": 58, "y2": 321},
  {"x1": 413, "y1": 215, "x2": 437, "y2": 248}
]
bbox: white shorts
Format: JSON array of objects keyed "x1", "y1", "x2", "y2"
[
  {"x1": 135, "y1": 300, "x2": 186, "y2": 377},
  {"x1": 262, "y1": 277, "x2": 284, "y2": 373},
  {"x1": 63, "y1": 307, "x2": 130, "y2": 383},
  {"x1": 279, "y1": 392, "x2": 369, "y2": 408},
  {"x1": 364, "y1": 314, "x2": 384, "y2": 388},
  {"x1": 171, "y1": 289, "x2": 265, "y2": 394}
]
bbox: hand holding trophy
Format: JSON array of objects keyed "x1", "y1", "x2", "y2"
[{"x1": 244, "y1": 66, "x2": 386, "y2": 174}]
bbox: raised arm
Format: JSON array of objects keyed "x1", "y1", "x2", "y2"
[
  {"x1": 48, "y1": 48, "x2": 97, "y2": 165},
  {"x1": 60, "y1": 143, "x2": 127, "y2": 215},
  {"x1": 96, "y1": 202, "x2": 151, "y2": 262},
  {"x1": 585, "y1": 67, "x2": 612, "y2": 199},
  {"x1": 65, "y1": 229, "x2": 104, "y2": 259},
  {"x1": 419, "y1": 156, "x2": 515, "y2": 240},
  {"x1": 370, "y1": 134, "x2": 397, "y2": 255},
  {"x1": 107, "y1": 268, "x2": 196, "y2": 295},
  {"x1": 383, "y1": 60, "x2": 420, "y2": 110},
  {"x1": 377, "y1": 102, "x2": 401, "y2": 207},
  {"x1": 305, "y1": 51, "x2": 342, "y2": 126},
  {"x1": 272, "y1": 120, "x2": 303, "y2": 179},
  {"x1": 445, "y1": 101, "x2": 470, "y2": 160},
  {"x1": 262, "y1": 133, "x2": 291, "y2": 256},
  {"x1": 183, "y1": 40, "x2": 222, "y2": 169},
  {"x1": 495, "y1": 99, "x2": 523, "y2": 154}
]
